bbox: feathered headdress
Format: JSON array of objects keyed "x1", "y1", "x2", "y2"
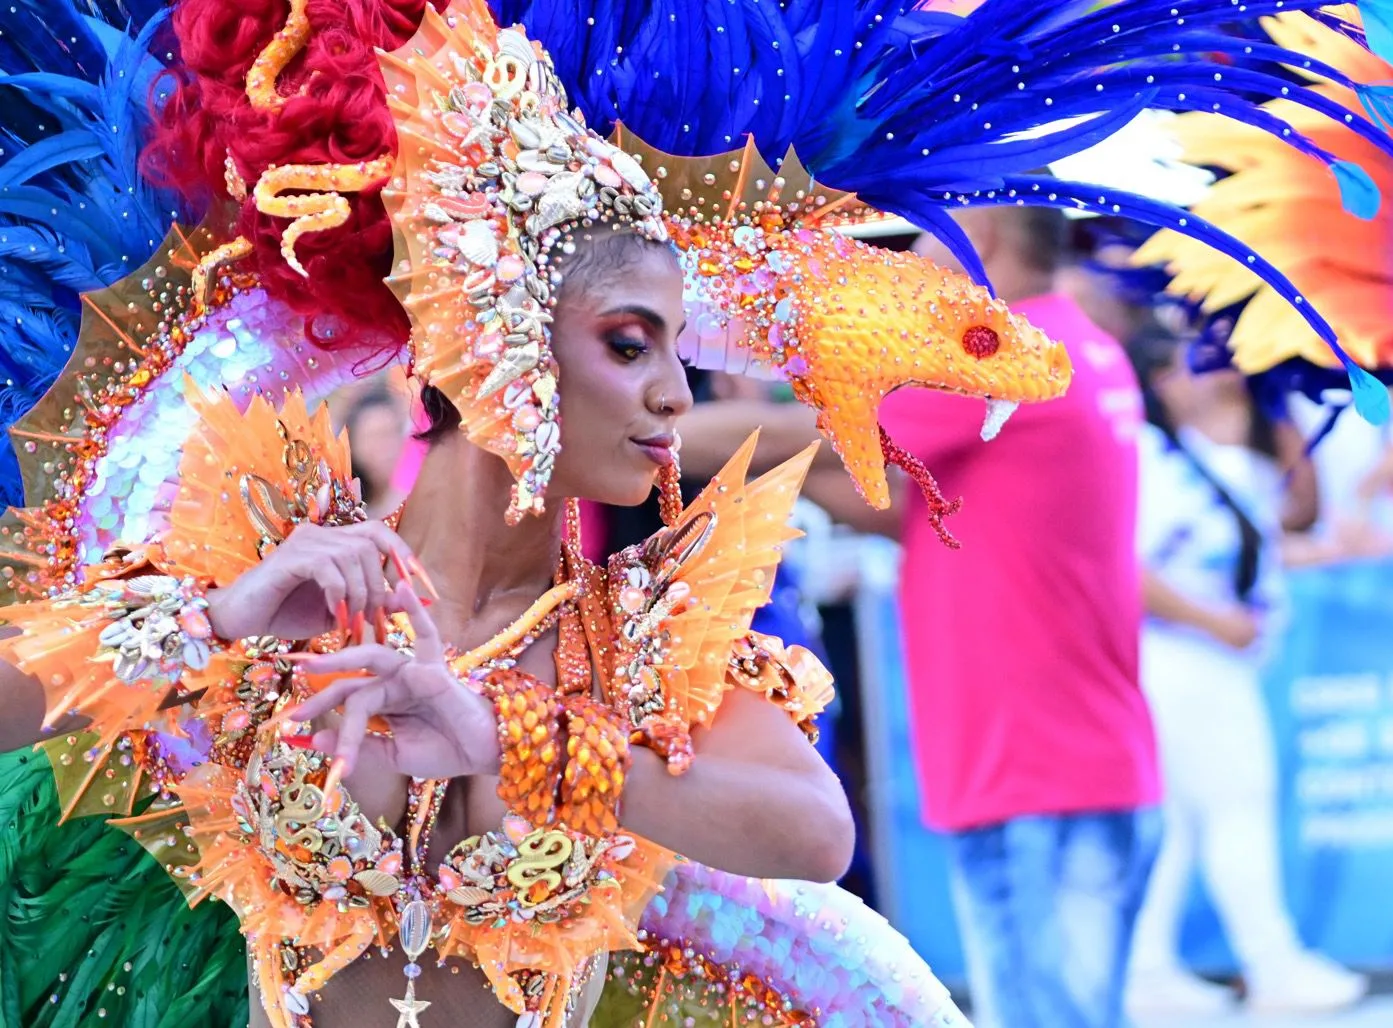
[
  {"x1": 7, "y1": 0, "x2": 1393, "y2": 564},
  {"x1": 1133, "y1": 8, "x2": 1393, "y2": 393},
  {"x1": 497, "y1": 0, "x2": 1393, "y2": 424},
  {"x1": 378, "y1": 2, "x2": 1072, "y2": 537}
]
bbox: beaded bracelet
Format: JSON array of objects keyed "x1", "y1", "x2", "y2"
[{"x1": 557, "y1": 694, "x2": 631, "y2": 837}]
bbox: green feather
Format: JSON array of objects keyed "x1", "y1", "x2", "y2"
[{"x1": 0, "y1": 749, "x2": 247, "y2": 1027}]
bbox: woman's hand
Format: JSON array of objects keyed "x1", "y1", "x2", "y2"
[
  {"x1": 206, "y1": 521, "x2": 417, "y2": 641},
  {"x1": 286, "y1": 581, "x2": 501, "y2": 780},
  {"x1": 1200, "y1": 606, "x2": 1260, "y2": 650}
]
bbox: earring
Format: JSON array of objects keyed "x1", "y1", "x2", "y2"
[{"x1": 658, "y1": 431, "x2": 683, "y2": 527}]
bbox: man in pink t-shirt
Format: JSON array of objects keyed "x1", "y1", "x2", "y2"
[{"x1": 816, "y1": 207, "x2": 1160, "y2": 1027}]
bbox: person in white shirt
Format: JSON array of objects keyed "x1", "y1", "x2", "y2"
[{"x1": 1124, "y1": 325, "x2": 1368, "y2": 1017}]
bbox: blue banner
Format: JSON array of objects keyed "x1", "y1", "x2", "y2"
[
  {"x1": 860, "y1": 558, "x2": 1393, "y2": 982},
  {"x1": 1190, "y1": 558, "x2": 1393, "y2": 971}
]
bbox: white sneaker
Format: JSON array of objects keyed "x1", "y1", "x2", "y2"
[
  {"x1": 1246, "y1": 951, "x2": 1368, "y2": 1015},
  {"x1": 1126, "y1": 966, "x2": 1236, "y2": 1019}
]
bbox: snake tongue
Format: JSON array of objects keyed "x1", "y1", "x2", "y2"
[{"x1": 980, "y1": 399, "x2": 1019, "y2": 442}]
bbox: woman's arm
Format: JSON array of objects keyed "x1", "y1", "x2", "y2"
[
  {"x1": 1143, "y1": 569, "x2": 1258, "y2": 650},
  {"x1": 0, "y1": 655, "x2": 57, "y2": 753},
  {"x1": 0, "y1": 631, "x2": 205, "y2": 753},
  {"x1": 677, "y1": 400, "x2": 836, "y2": 479},
  {"x1": 618, "y1": 687, "x2": 856, "y2": 883},
  {"x1": 1273, "y1": 420, "x2": 1319, "y2": 533},
  {"x1": 294, "y1": 585, "x2": 857, "y2": 883}
]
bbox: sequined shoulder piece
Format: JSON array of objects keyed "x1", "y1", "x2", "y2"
[{"x1": 727, "y1": 631, "x2": 834, "y2": 743}]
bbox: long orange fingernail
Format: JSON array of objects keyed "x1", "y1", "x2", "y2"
[
  {"x1": 390, "y1": 551, "x2": 412, "y2": 586},
  {"x1": 282, "y1": 734, "x2": 316, "y2": 749},
  {"x1": 335, "y1": 599, "x2": 350, "y2": 634},
  {"x1": 324, "y1": 757, "x2": 347, "y2": 798},
  {"x1": 279, "y1": 652, "x2": 319, "y2": 663},
  {"x1": 407, "y1": 557, "x2": 441, "y2": 601},
  {"x1": 351, "y1": 611, "x2": 365, "y2": 645},
  {"x1": 261, "y1": 709, "x2": 296, "y2": 735},
  {"x1": 374, "y1": 607, "x2": 388, "y2": 641}
]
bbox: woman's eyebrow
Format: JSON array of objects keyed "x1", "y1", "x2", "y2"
[{"x1": 598, "y1": 304, "x2": 668, "y2": 333}]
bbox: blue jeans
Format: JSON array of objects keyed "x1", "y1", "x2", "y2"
[{"x1": 948, "y1": 808, "x2": 1162, "y2": 1028}]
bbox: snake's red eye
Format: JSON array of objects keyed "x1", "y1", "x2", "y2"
[{"x1": 961, "y1": 325, "x2": 1000, "y2": 359}]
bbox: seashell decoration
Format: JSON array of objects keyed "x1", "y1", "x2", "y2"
[
  {"x1": 458, "y1": 221, "x2": 500, "y2": 267},
  {"x1": 352, "y1": 869, "x2": 403, "y2": 897},
  {"x1": 476, "y1": 341, "x2": 541, "y2": 398},
  {"x1": 495, "y1": 28, "x2": 536, "y2": 66},
  {"x1": 399, "y1": 898, "x2": 432, "y2": 959},
  {"x1": 446, "y1": 885, "x2": 495, "y2": 906}
]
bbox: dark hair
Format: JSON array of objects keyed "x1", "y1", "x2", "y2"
[
  {"x1": 1125, "y1": 323, "x2": 1265, "y2": 603},
  {"x1": 1012, "y1": 207, "x2": 1069, "y2": 274},
  {"x1": 414, "y1": 383, "x2": 460, "y2": 445},
  {"x1": 553, "y1": 227, "x2": 674, "y2": 297},
  {"x1": 414, "y1": 227, "x2": 674, "y2": 443},
  {"x1": 1127, "y1": 320, "x2": 1188, "y2": 430},
  {"x1": 1127, "y1": 321, "x2": 1278, "y2": 458}
]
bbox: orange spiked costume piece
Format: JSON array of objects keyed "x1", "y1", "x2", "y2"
[
  {"x1": 162, "y1": 380, "x2": 364, "y2": 585},
  {"x1": 594, "y1": 433, "x2": 830, "y2": 772},
  {"x1": 1134, "y1": 10, "x2": 1393, "y2": 374},
  {"x1": 0, "y1": 546, "x2": 228, "y2": 757}
]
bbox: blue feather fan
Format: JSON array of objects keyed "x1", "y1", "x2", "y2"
[{"x1": 0, "y1": 0, "x2": 190, "y2": 507}]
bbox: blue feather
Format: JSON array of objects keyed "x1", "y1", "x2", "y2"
[
  {"x1": 0, "y1": 131, "x2": 107, "y2": 188},
  {"x1": 0, "y1": 1, "x2": 189, "y2": 507},
  {"x1": 1332, "y1": 160, "x2": 1382, "y2": 219},
  {"x1": 1360, "y1": 0, "x2": 1393, "y2": 63},
  {"x1": 875, "y1": 204, "x2": 994, "y2": 293}
]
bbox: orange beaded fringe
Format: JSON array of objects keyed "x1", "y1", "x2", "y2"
[
  {"x1": 489, "y1": 670, "x2": 563, "y2": 827},
  {"x1": 557, "y1": 695, "x2": 631, "y2": 836}
]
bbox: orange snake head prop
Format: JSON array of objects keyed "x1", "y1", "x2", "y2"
[{"x1": 626, "y1": 131, "x2": 1073, "y2": 517}]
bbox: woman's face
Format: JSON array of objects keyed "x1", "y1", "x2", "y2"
[
  {"x1": 547, "y1": 241, "x2": 693, "y2": 506},
  {"x1": 349, "y1": 400, "x2": 406, "y2": 493},
  {"x1": 1152, "y1": 344, "x2": 1247, "y2": 425}
]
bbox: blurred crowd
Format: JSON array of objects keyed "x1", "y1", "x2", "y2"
[{"x1": 331, "y1": 211, "x2": 1393, "y2": 1028}]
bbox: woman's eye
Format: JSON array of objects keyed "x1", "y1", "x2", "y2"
[{"x1": 609, "y1": 336, "x2": 648, "y2": 361}]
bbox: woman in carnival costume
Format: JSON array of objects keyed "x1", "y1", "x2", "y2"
[{"x1": 1, "y1": 1, "x2": 1393, "y2": 1026}]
